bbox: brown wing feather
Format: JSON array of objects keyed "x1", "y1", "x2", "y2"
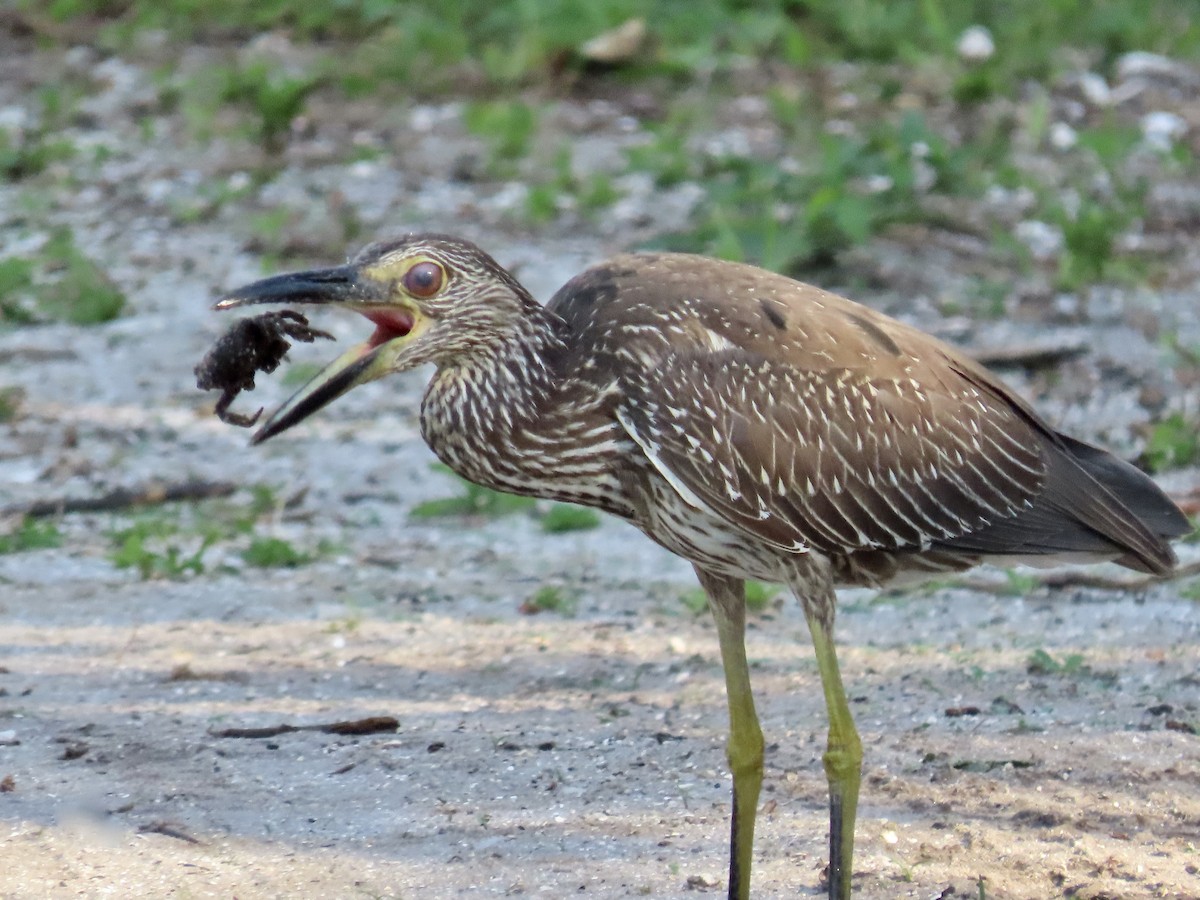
[
  {"x1": 616, "y1": 350, "x2": 1043, "y2": 555},
  {"x1": 548, "y1": 251, "x2": 1182, "y2": 572}
]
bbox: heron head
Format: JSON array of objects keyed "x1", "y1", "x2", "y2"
[{"x1": 215, "y1": 233, "x2": 535, "y2": 443}]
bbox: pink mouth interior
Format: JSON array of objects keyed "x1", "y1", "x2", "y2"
[{"x1": 362, "y1": 309, "x2": 415, "y2": 348}]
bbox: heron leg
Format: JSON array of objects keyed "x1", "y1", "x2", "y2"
[
  {"x1": 794, "y1": 571, "x2": 861, "y2": 900},
  {"x1": 695, "y1": 567, "x2": 764, "y2": 900}
]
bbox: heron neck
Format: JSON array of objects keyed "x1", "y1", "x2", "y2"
[
  {"x1": 421, "y1": 308, "x2": 561, "y2": 455},
  {"x1": 419, "y1": 309, "x2": 628, "y2": 512}
]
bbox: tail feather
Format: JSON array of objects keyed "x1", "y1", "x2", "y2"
[
  {"x1": 1056, "y1": 434, "x2": 1192, "y2": 540},
  {"x1": 935, "y1": 433, "x2": 1189, "y2": 575}
]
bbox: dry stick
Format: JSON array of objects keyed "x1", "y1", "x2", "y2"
[
  {"x1": 959, "y1": 558, "x2": 1200, "y2": 595},
  {"x1": 970, "y1": 340, "x2": 1088, "y2": 370},
  {"x1": 212, "y1": 716, "x2": 400, "y2": 739},
  {"x1": 2, "y1": 479, "x2": 236, "y2": 519},
  {"x1": 137, "y1": 821, "x2": 203, "y2": 845}
]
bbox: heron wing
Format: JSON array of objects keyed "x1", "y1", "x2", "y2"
[
  {"x1": 548, "y1": 251, "x2": 1178, "y2": 569},
  {"x1": 615, "y1": 349, "x2": 1043, "y2": 554}
]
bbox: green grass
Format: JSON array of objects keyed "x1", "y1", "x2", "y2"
[
  {"x1": 1026, "y1": 648, "x2": 1086, "y2": 677},
  {"x1": 650, "y1": 111, "x2": 977, "y2": 275},
  {"x1": 539, "y1": 504, "x2": 602, "y2": 533},
  {"x1": 106, "y1": 486, "x2": 305, "y2": 579},
  {"x1": 218, "y1": 60, "x2": 322, "y2": 155},
  {"x1": 280, "y1": 361, "x2": 326, "y2": 387},
  {"x1": 1142, "y1": 413, "x2": 1200, "y2": 473},
  {"x1": 10, "y1": 0, "x2": 1198, "y2": 299},
  {"x1": 743, "y1": 580, "x2": 781, "y2": 612},
  {"x1": 110, "y1": 518, "x2": 212, "y2": 579},
  {"x1": 409, "y1": 470, "x2": 602, "y2": 532},
  {"x1": 217, "y1": 483, "x2": 282, "y2": 534},
  {"x1": 1001, "y1": 568, "x2": 1041, "y2": 597},
  {"x1": 35, "y1": 230, "x2": 126, "y2": 325},
  {"x1": 242, "y1": 535, "x2": 310, "y2": 567},
  {"x1": 0, "y1": 387, "x2": 23, "y2": 422},
  {"x1": 680, "y1": 587, "x2": 708, "y2": 615},
  {"x1": 1183, "y1": 518, "x2": 1199, "y2": 546},
  {"x1": 1026, "y1": 648, "x2": 1118, "y2": 686},
  {"x1": 626, "y1": 120, "x2": 696, "y2": 188},
  {"x1": 0, "y1": 126, "x2": 74, "y2": 182},
  {"x1": 166, "y1": 172, "x2": 258, "y2": 226},
  {"x1": 521, "y1": 585, "x2": 578, "y2": 616},
  {"x1": 1048, "y1": 187, "x2": 1147, "y2": 291},
  {"x1": 410, "y1": 475, "x2": 537, "y2": 520},
  {"x1": 26, "y1": 1, "x2": 1200, "y2": 95},
  {"x1": 0, "y1": 258, "x2": 37, "y2": 324},
  {"x1": 0, "y1": 517, "x2": 63, "y2": 554},
  {"x1": 524, "y1": 147, "x2": 622, "y2": 225},
  {"x1": 681, "y1": 580, "x2": 780, "y2": 615},
  {"x1": 0, "y1": 230, "x2": 125, "y2": 327},
  {"x1": 0, "y1": 83, "x2": 80, "y2": 181},
  {"x1": 464, "y1": 100, "x2": 539, "y2": 172}
]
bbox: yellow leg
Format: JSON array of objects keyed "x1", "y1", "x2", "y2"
[
  {"x1": 695, "y1": 568, "x2": 764, "y2": 900},
  {"x1": 799, "y1": 582, "x2": 862, "y2": 900}
]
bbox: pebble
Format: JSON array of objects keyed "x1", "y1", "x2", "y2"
[
  {"x1": 1077, "y1": 72, "x2": 1111, "y2": 107},
  {"x1": 956, "y1": 26, "x2": 995, "y2": 63},
  {"x1": 1049, "y1": 122, "x2": 1078, "y2": 151},
  {"x1": 1117, "y1": 51, "x2": 1199, "y2": 85},
  {"x1": 1014, "y1": 220, "x2": 1063, "y2": 260},
  {"x1": 1141, "y1": 111, "x2": 1187, "y2": 152},
  {"x1": 0, "y1": 105, "x2": 29, "y2": 131},
  {"x1": 1053, "y1": 293, "x2": 1081, "y2": 318}
]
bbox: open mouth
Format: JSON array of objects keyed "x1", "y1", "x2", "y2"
[
  {"x1": 362, "y1": 307, "x2": 416, "y2": 348},
  {"x1": 210, "y1": 265, "x2": 425, "y2": 444}
]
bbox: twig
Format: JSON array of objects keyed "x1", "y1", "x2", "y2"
[
  {"x1": 211, "y1": 716, "x2": 399, "y2": 739},
  {"x1": 137, "y1": 821, "x2": 203, "y2": 845},
  {"x1": 958, "y1": 558, "x2": 1200, "y2": 595},
  {"x1": 211, "y1": 724, "x2": 298, "y2": 739},
  {"x1": 319, "y1": 716, "x2": 400, "y2": 735},
  {"x1": 970, "y1": 341, "x2": 1088, "y2": 370},
  {"x1": 2, "y1": 479, "x2": 236, "y2": 519}
]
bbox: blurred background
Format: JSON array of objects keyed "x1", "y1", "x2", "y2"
[
  {"x1": 0, "y1": 4, "x2": 1198, "y2": 898},
  {"x1": 2, "y1": 1, "x2": 1199, "y2": 459}
]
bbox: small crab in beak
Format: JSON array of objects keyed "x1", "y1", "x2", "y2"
[{"x1": 211, "y1": 252, "x2": 444, "y2": 443}]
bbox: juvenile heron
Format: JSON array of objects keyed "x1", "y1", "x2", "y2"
[{"x1": 214, "y1": 234, "x2": 1189, "y2": 899}]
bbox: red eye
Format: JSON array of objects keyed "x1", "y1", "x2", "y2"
[{"x1": 404, "y1": 261, "x2": 444, "y2": 298}]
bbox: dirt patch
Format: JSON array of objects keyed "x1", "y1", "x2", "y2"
[
  {"x1": 0, "y1": 27, "x2": 1198, "y2": 900},
  {"x1": 1, "y1": 560, "x2": 1198, "y2": 898}
]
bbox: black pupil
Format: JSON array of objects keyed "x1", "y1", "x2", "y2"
[{"x1": 409, "y1": 264, "x2": 438, "y2": 293}]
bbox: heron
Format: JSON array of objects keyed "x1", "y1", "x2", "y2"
[{"x1": 212, "y1": 233, "x2": 1189, "y2": 898}]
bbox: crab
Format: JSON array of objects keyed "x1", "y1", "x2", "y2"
[{"x1": 194, "y1": 310, "x2": 333, "y2": 427}]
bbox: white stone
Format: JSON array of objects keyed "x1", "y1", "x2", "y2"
[
  {"x1": 1117, "y1": 51, "x2": 1196, "y2": 84},
  {"x1": 913, "y1": 159, "x2": 937, "y2": 193},
  {"x1": 1141, "y1": 111, "x2": 1187, "y2": 152},
  {"x1": 1014, "y1": 220, "x2": 1063, "y2": 261},
  {"x1": 1049, "y1": 122, "x2": 1078, "y2": 151},
  {"x1": 0, "y1": 105, "x2": 28, "y2": 131},
  {"x1": 864, "y1": 174, "x2": 894, "y2": 194},
  {"x1": 957, "y1": 26, "x2": 995, "y2": 62},
  {"x1": 1077, "y1": 72, "x2": 1111, "y2": 107}
]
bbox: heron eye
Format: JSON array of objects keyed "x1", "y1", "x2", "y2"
[{"x1": 404, "y1": 261, "x2": 444, "y2": 298}]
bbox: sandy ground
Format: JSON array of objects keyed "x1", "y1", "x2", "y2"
[
  {"x1": 1, "y1": 520, "x2": 1198, "y2": 899},
  {"x1": 1, "y1": 28, "x2": 1199, "y2": 900}
]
